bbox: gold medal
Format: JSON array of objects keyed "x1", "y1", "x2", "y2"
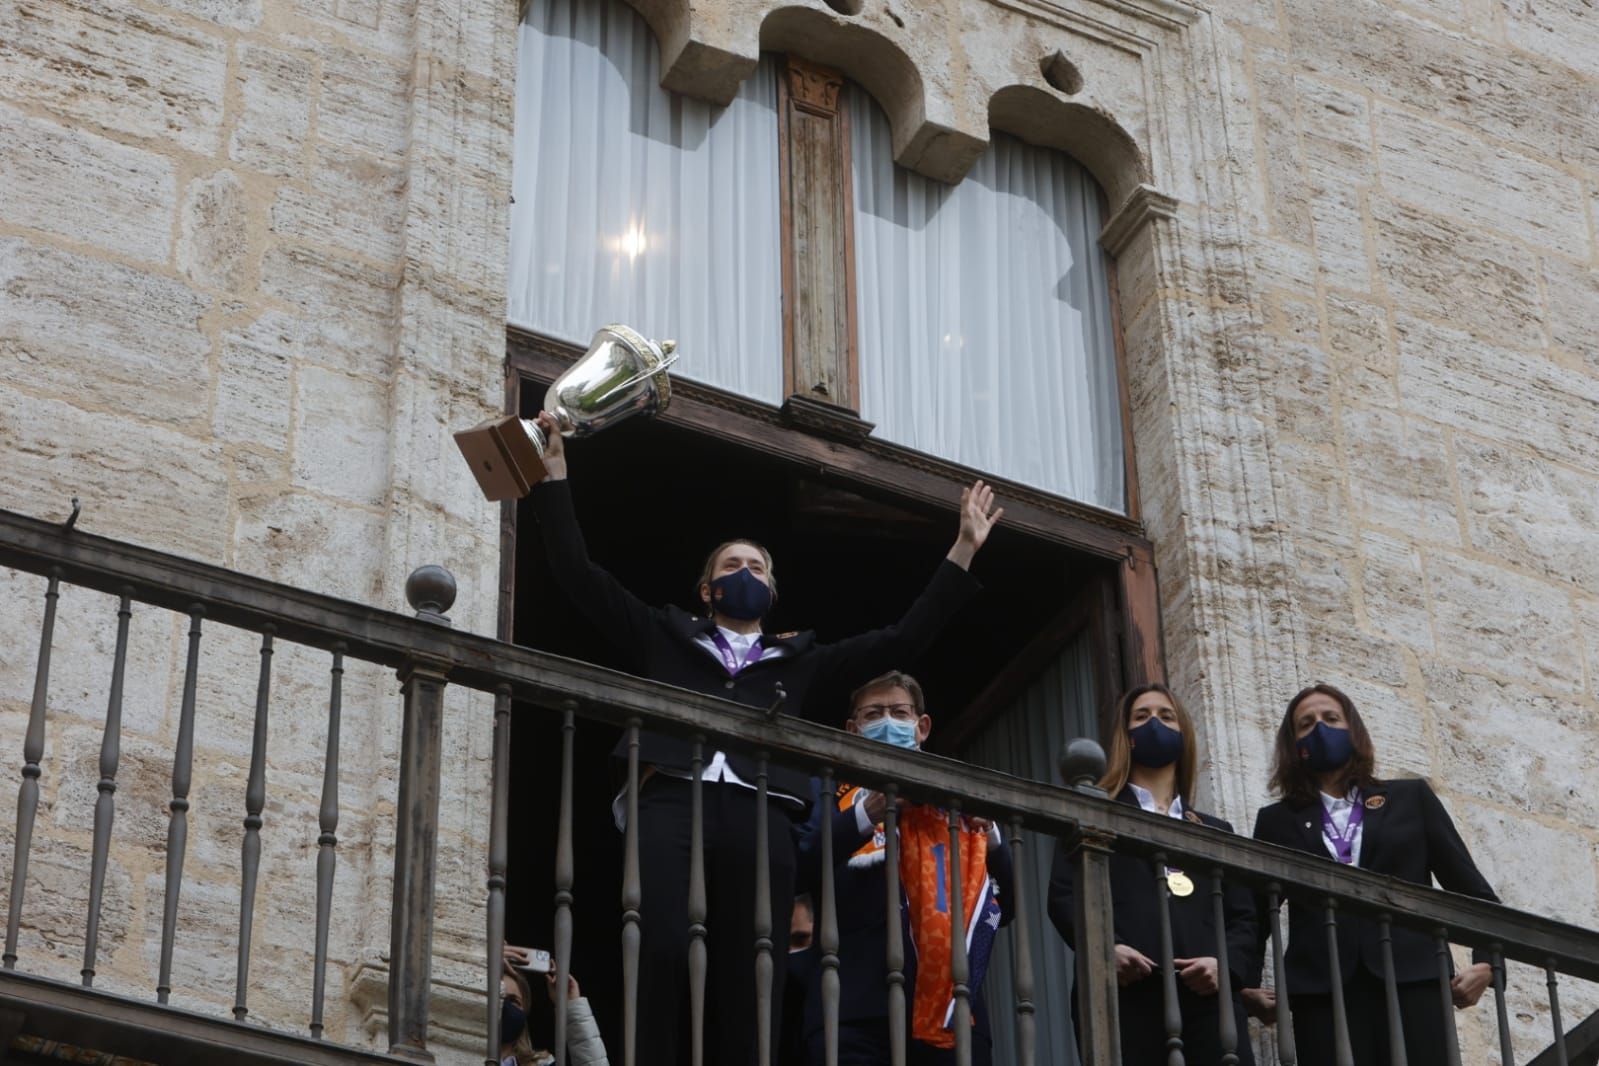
[{"x1": 1166, "y1": 870, "x2": 1195, "y2": 897}]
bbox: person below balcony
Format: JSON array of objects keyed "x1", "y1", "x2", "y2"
[
  {"x1": 794, "y1": 670, "x2": 1015, "y2": 1066},
  {"x1": 1046, "y1": 683, "x2": 1259, "y2": 1066},
  {"x1": 1242, "y1": 683, "x2": 1500, "y2": 1066},
  {"x1": 528, "y1": 412, "x2": 1002, "y2": 1066}
]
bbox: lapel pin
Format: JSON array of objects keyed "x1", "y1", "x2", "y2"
[
  {"x1": 1365, "y1": 795, "x2": 1386, "y2": 810},
  {"x1": 1304, "y1": 821, "x2": 1313, "y2": 829}
]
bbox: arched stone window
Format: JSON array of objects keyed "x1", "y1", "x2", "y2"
[{"x1": 850, "y1": 88, "x2": 1127, "y2": 513}]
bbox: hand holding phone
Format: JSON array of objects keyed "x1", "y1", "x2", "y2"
[{"x1": 504, "y1": 944, "x2": 552, "y2": 974}]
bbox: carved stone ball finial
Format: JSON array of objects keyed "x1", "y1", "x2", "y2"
[
  {"x1": 405, "y1": 565, "x2": 457, "y2": 623},
  {"x1": 1060, "y1": 737, "x2": 1108, "y2": 793}
]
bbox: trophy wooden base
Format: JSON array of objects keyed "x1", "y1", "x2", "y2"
[{"x1": 453, "y1": 415, "x2": 549, "y2": 501}]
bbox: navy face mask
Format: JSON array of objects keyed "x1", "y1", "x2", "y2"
[
  {"x1": 709, "y1": 567, "x2": 773, "y2": 621},
  {"x1": 1128, "y1": 718, "x2": 1184, "y2": 769},
  {"x1": 1296, "y1": 721, "x2": 1355, "y2": 773},
  {"x1": 500, "y1": 1000, "x2": 527, "y2": 1046}
]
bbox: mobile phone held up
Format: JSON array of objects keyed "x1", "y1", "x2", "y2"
[{"x1": 513, "y1": 948, "x2": 553, "y2": 975}]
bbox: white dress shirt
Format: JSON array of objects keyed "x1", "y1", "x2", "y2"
[
  {"x1": 1129, "y1": 781, "x2": 1185, "y2": 820},
  {"x1": 611, "y1": 626, "x2": 798, "y2": 830},
  {"x1": 1320, "y1": 788, "x2": 1364, "y2": 866}
]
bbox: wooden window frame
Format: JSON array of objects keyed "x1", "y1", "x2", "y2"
[{"x1": 499, "y1": 49, "x2": 1163, "y2": 731}]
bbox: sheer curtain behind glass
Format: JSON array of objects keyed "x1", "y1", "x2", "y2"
[
  {"x1": 851, "y1": 93, "x2": 1125, "y2": 512},
  {"x1": 959, "y1": 634, "x2": 1099, "y2": 1066},
  {"x1": 508, "y1": 0, "x2": 783, "y2": 403}
]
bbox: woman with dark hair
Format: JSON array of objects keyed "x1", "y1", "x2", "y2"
[
  {"x1": 1046, "y1": 684, "x2": 1258, "y2": 1066},
  {"x1": 1244, "y1": 683, "x2": 1499, "y2": 1066}
]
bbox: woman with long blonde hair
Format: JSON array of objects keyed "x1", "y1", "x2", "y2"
[{"x1": 1046, "y1": 684, "x2": 1258, "y2": 1065}]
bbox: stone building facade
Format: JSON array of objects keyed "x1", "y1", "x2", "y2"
[{"x1": 0, "y1": 0, "x2": 1595, "y2": 1061}]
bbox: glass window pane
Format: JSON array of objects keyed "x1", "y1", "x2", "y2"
[
  {"x1": 509, "y1": 0, "x2": 783, "y2": 404},
  {"x1": 851, "y1": 91, "x2": 1127, "y2": 512}
]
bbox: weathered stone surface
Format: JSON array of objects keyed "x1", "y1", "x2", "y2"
[
  {"x1": 1502, "y1": 0, "x2": 1599, "y2": 76},
  {"x1": 0, "y1": 105, "x2": 176, "y2": 264},
  {"x1": 1451, "y1": 799, "x2": 1599, "y2": 927},
  {"x1": 1396, "y1": 315, "x2": 1599, "y2": 472},
  {"x1": 1252, "y1": 60, "x2": 1313, "y2": 245},
  {"x1": 234, "y1": 493, "x2": 387, "y2": 602},
  {"x1": 1456, "y1": 437, "x2": 1599, "y2": 597},
  {"x1": 1324, "y1": 294, "x2": 1397, "y2": 409},
  {"x1": 1424, "y1": 661, "x2": 1599, "y2": 826},
  {"x1": 1540, "y1": 255, "x2": 1599, "y2": 373},
  {"x1": 159, "y1": 0, "x2": 262, "y2": 30},
  {"x1": 1372, "y1": 197, "x2": 1544, "y2": 350},
  {"x1": 271, "y1": 144, "x2": 407, "y2": 265},
  {"x1": 0, "y1": 386, "x2": 232, "y2": 562},
  {"x1": 1341, "y1": 405, "x2": 1460, "y2": 545},
  {"x1": 316, "y1": 49, "x2": 410, "y2": 162},
  {"x1": 1359, "y1": 529, "x2": 1433, "y2": 652},
  {"x1": 291, "y1": 366, "x2": 390, "y2": 507},
  {"x1": 179, "y1": 169, "x2": 251, "y2": 293},
  {"x1": 214, "y1": 312, "x2": 296, "y2": 451},
  {"x1": 1376, "y1": 105, "x2": 1590, "y2": 259},
  {"x1": 1424, "y1": 550, "x2": 1582, "y2": 694},
  {"x1": 260, "y1": 245, "x2": 399, "y2": 378},
  {"x1": 1296, "y1": 75, "x2": 1371, "y2": 186},
  {"x1": 0, "y1": 239, "x2": 213, "y2": 428},
  {"x1": 0, "y1": 0, "x2": 228, "y2": 155},
  {"x1": 1309, "y1": 183, "x2": 1371, "y2": 292},
  {"x1": 229, "y1": 44, "x2": 315, "y2": 179}
]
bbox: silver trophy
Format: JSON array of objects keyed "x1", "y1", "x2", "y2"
[{"x1": 455, "y1": 324, "x2": 679, "y2": 500}]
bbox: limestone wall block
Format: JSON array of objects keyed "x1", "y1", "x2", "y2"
[
  {"x1": 291, "y1": 366, "x2": 391, "y2": 507},
  {"x1": 230, "y1": 43, "x2": 317, "y2": 179},
  {"x1": 1251, "y1": 60, "x2": 1314, "y2": 246},
  {"x1": 159, "y1": 0, "x2": 263, "y2": 31},
  {"x1": 1395, "y1": 315, "x2": 1599, "y2": 472},
  {"x1": 0, "y1": 0, "x2": 228, "y2": 155},
  {"x1": 1307, "y1": 183, "x2": 1371, "y2": 292},
  {"x1": 1424, "y1": 550, "x2": 1582, "y2": 693},
  {"x1": 1324, "y1": 294, "x2": 1398, "y2": 409},
  {"x1": 1270, "y1": 341, "x2": 1337, "y2": 447},
  {"x1": 1539, "y1": 255, "x2": 1599, "y2": 375},
  {"x1": 1502, "y1": 0, "x2": 1599, "y2": 78},
  {"x1": 234, "y1": 493, "x2": 390, "y2": 604},
  {"x1": 1295, "y1": 75, "x2": 1373, "y2": 187},
  {"x1": 1455, "y1": 437, "x2": 1599, "y2": 597},
  {"x1": 0, "y1": 105, "x2": 176, "y2": 264},
  {"x1": 0, "y1": 387, "x2": 231, "y2": 562},
  {"x1": 270, "y1": 144, "x2": 408, "y2": 267},
  {"x1": 179, "y1": 169, "x2": 253, "y2": 293},
  {"x1": 0, "y1": 239, "x2": 213, "y2": 429},
  {"x1": 1423, "y1": 661, "x2": 1599, "y2": 827},
  {"x1": 1376, "y1": 105, "x2": 1590, "y2": 260},
  {"x1": 316, "y1": 48, "x2": 411, "y2": 163},
  {"x1": 1342, "y1": 405, "x2": 1460, "y2": 545},
  {"x1": 1357, "y1": 530, "x2": 1434, "y2": 653},
  {"x1": 283, "y1": 0, "x2": 416, "y2": 64},
  {"x1": 215, "y1": 312, "x2": 297, "y2": 453},
  {"x1": 1583, "y1": 599, "x2": 1599, "y2": 696},
  {"x1": 260, "y1": 244, "x2": 400, "y2": 378},
  {"x1": 1368, "y1": 195, "x2": 1541, "y2": 350},
  {"x1": 1281, "y1": 0, "x2": 1599, "y2": 173}
]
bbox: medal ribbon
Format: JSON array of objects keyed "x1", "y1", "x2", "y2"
[
  {"x1": 708, "y1": 631, "x2": 765, "y2": 676},
  {"x1": 1321, "y1": 796, "x2": 1365, "y2": 864}
]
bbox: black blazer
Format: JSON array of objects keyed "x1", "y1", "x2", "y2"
[
  {"x1": 1046, "y1": 788, "x2": 1262, "y2": 991},
  {"x1": 530, "y1": 479, "x2": 980, "y2": 803},
  {"x1": 793, "y1": 778, "x2": 1016, "y2": 1035},
  {"x1": 1251, "y1": 778, "x2": 1498, "y2": 995}
]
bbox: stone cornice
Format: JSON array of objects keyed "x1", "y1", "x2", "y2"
[{"x1": 1099, "y1": 183, "x2": 1180, "y2": 256}]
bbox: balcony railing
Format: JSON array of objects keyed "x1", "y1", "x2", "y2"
[{"x1": 0, "y1": 503, "x2": 1596, "y2": 1065}]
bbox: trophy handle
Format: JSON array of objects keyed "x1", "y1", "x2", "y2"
[{"x1": 588, "y1": 345, "x2": 679, "y2": 409}]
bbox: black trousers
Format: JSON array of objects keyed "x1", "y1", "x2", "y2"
[
  {"x1": 1289, "y1": 971, "x2": 1452, "y2": 1066},
  {"x1": 635, "y1": 777, "x2": 798, "y2": 1066},
  {"x1": 1115, "y1": 978, "x2": 1256, "y2": 1066}
]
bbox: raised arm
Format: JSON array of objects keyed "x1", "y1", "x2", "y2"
[{"x1": 529, "y1": 413, "x2": 658, "y2": 666}]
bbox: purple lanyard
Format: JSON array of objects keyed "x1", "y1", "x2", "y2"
[
  {"x1": 708, "y1": 631, "x2": 764, "y2": 676},
  {"x1": 1321, "y1": 798, "x2": 1364, "y2": 864}
]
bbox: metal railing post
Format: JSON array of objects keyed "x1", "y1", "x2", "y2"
[
  {"x1": 388, "y1": 566, "x2": 455, "y2": 1062},
  {"x1": 1062, "y1": 740, "x2": 1120, "y2": 1066}
]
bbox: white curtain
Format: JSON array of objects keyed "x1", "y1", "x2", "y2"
[
  {"x1": 959, "y1": 633, "x2": 1100, "y2": 1066},
  {"x1": 851, "y1": 93, "x2": 1126, "y2": 512},
  {"x1": 508, "y1": 0, "x2": 783, "y2": 404}
]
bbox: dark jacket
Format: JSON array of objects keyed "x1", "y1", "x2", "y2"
[
  {"x1": 1251, "y1": 777, "x2": 1498, "y2": 996},
  {"x1": 793, "y1": 777, "x2": 1017, "y2": 1040},
  {"x1": 530, "y1": 479, "x2": 981, "y2": 803},
  {"x1": 1046, "y1": 788, "x2": 1262, "y2": 991}
]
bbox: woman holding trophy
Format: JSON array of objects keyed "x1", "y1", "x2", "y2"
[{"x1": 527, "y1": 406, "x2": 1003, "y2": 1066}]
